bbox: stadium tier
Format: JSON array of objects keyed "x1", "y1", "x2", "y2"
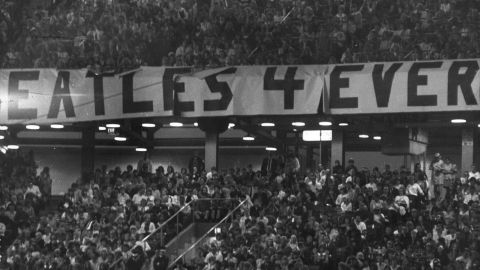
[{"x1": 0, "y1": 0, "x2": 479, "y2": 270}]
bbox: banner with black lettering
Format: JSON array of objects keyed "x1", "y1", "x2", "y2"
[
  {"x1": 0, "y1": 66, "x2": 325, "y2": 124},
  {"x1": 324, "y1": 60, "x2": 480, "y2": 114},
  {"x1": 175, "y1": 66, "x2": 325, "y2": 117},
  {"x1": 0, "y1": 67, "x2": 175, "y2": 124}
]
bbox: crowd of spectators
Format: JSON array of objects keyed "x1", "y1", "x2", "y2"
[
  {"x1": 0, "y1": 148, "x2": 479, "y2": 270},
  {"x1": 0, "y1": 151, "x2": 245, "y2": 270},
  {"x1": 166, "y1": 153, "x2": 480, "y2": 270},
  {"x1": 2, "y1": 0, "x2": 480, "y2": 72}
]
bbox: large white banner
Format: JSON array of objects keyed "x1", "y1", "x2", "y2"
[
  {"x1": 324, "y1": 60, "x2": 480, "y2": 114},
  {"x1": 0, "y1": 67, "x2": 175, "y2": 124},
  {"x1": 0, "y1": 66, "x2": 325, "y2": 124},
  {"x1": 176, "y1": 66, "x2": 325, "y2": 117}
]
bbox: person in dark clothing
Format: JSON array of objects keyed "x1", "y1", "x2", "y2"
[
  {"x1": 188, "y1": 152, "x2": 205, "y2": 174},
  {"x1": 344, "y1": 158, "x2": 358, "y2": 175},
  {"x1": 125, "y1": 246, "x2": 145, "y2": 270},
  {"x1": 153, "y1": 247, "x2": 169, "y2": 270},
  {"x1": 332, "y1": 160, "x2": 344, "y2": 175},
  {"x1": 261, "y1": 153, "x2": 278, "y2": 176}
]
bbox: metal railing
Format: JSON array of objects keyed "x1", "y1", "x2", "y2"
[
  {"x1": 168, "y1": 198, "x2": 248, "y2": 268},
  {"x1": 109, "y1": 199, "x2": 195, "y2": 269},
  {"x1": 108, "y1": 197, "x2": 241, "y2": 269}
]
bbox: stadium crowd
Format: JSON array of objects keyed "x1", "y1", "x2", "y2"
[
  {"x1": 2, "y1": 0, "x2": 480, "y2": 72},
  {"x1": 1, "y1": 0, "x2": 480, "y2": 268},
  {"x1": 0, "y1": 148, "x2": 478, "y2": 270},
  {"x1": 0, "y1": 150, "x2": 238, "y2": 270}
]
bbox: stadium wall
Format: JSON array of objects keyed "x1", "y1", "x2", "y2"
[
  {"x1": 22, "y1": 145, "x2": 461, "y2": 195},
  {"x1": 24, "y1": 146, "x2": 265, "y2": 194}
]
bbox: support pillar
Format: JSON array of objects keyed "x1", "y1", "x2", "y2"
[
  {"x1": 81, "y1": 126, "x2": 95, "y2": 179},
  {"x1": 331, "y1": 130, "x2": 344, "y2": 168},
  {"x1": 205, "y1": 131, "x2": 219, "y2": 170},
  {"x1": 277, "y1": 130, "x2": 287, "y2": 153},
  {"x1": 404, "y1": 155, "x2": 413, "y2": 171},
  {"x1": 306, "y1": 146, "x2": 314, "y2": 170},
  {"x1": 461, "y1": 129, "x2": 475, "y2": 173},
  {"x1": 318, "y1": 141, "x2": 323, "y2": 167},
  {"x1": 298, "y1": 146, "x2": 307, "y2": 175},
  {"x1": 146, "y1": 129, "x2": 156, "y2": 154}
]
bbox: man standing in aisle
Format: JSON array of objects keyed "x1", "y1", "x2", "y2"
[
  {"x1": 261, "y1": 153, "x2": 278, "y2": 176},
  {"x1": 430, "y1": 153, "x2": 445, "y2": 203},
  {"x1": 189, "y1": 151, "x2": 205, "y2": 174},
  {"x1": 137, "y1": 152, "x2": 153, "y2": 174},
  {"x1": 285, "y1": 151, "x2": 300, "y2": 174},
  {"x1": 442, "y1": 157, "x2": 456, "y2": 199}
]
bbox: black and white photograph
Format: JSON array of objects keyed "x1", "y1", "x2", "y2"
[{"x1": 0, "y1": 0, "x2": 479, "y2": 269}]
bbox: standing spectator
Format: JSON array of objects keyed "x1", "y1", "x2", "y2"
[
  {"x1": 24, "y1": 182, "x2": 41, "y2": 199},
  {"x1": 137, "y1": 152, "x2": 153, "y2": 174},
  {"x1": 332, "y1": 160, "x2": 344, "y2": 175},
  {"x1": 188, "y1": 151, "x2": 204, "y2": 174},
  {"x1": 431, "y1": 153, "x2": 446, "y2": 203},
  {"x1": 406, "y1": 176, "x2": 424, "y2": 209},
  {"x1": 345, "y1": 158, "x2": 358, "y2": 175},
  {"x1": 285, "y1": 151, "x2": 300, "y2": 174},
  {"x1": 261, "y1": 153, "x2": 278, "y2": 176},
  {"x1": 443, "y1": 158, "x2": 456, "y2": 197},
  {"x1": 38, "y1": 167, "x2": 52, "y2": 200}
]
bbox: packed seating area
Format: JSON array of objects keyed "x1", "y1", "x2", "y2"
[
  {"x1": 1, "y1": 0, "x2": 480, "y2": 269},
  {"x1": 2, "y1": 0, "x2": 480, "y2": 72},
  {"x1": 183, "y1": 156, "x2": 480, "y2": 270},
  {"x1": 0, "y1": 151, "x2": 236, "y2": 270},
  {"x1": 0, "y1": 149, "x2": 478, "y2": 270}
]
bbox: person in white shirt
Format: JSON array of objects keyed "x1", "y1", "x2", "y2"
[
  {"x1": 117, "y1": 188, "x2": 130, "y2": 206},
  {"x1": 365, "y1": 177, "x2": 378, "y2": 192},
  {"x1": 430, "y1": 153, "x2": 444, "y2": 201},
  {"x1": 239, "y1": 210, "x2": 251, "y2": 234},
  {"x1": 468, "y1": 164, "x2": 480, "y2": 181},
  {"x1": 132, "y1": 189, "x2": 147, "y2": 205},
  {"x1": 167, "y1": 193, "x2": 180, "y2": 208},
  {"x1": 145, "y1": 188, "x2": 155, "y2": 205},
  {"x1": 335, "y1": 186, "x2": 348, "y2": 206},
  {"x1": 25, "y1": 182, "x2": 42, "y2": 198},
  {"x1": 285, "y1": 152, "x2": 301, "y2": 173},
  {"x1": 440, "y1": 0, "x2": 451, "y2": 13},
  {"x1": 133, "y1": 235, "x2": 151, "y2": 253},
  {"x1": 340, "y1": 197, "x2": 352, "y2": 213},
  {"x1": 463, "y1": 186, "x2": 479, "y2": 205},
  {"x1": 138, "y1": 214, "x2": 156, "y2": 235},
  {"x1": 204, "y1": 245, "x2": 223, "y2": 265},
  {"x1": 354, "y1": 215, "x2": 367, "y2": 234},
  {"x1": 304, "y1": 171, "x2": 322, "y2": 194},
  {"x1": 394, "y1": 187, "x2": 410, "y2": 215},
  {"x1": 406, "y1": 177, "x2": 424, "y2": 209},
  {"x1": 288, "y1": 235, "x2": 300, "y2": 251},
  {"x1": 443, "y1": 158, "x2": 456, "y2": 190}
]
